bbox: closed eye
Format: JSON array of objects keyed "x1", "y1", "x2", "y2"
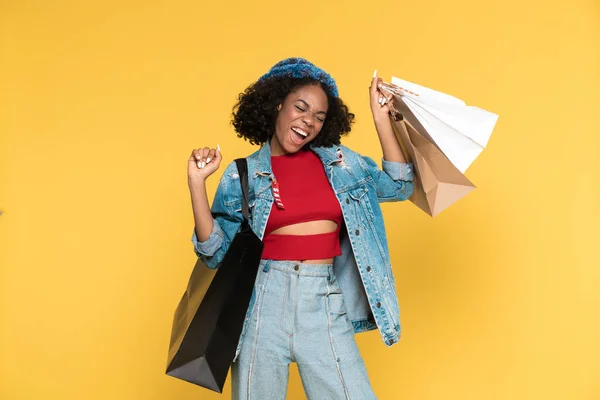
[{"x1": 295, "y1": 105, "x2": 326, "y2": 122}]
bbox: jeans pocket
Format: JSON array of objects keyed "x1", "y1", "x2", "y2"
[{"x1": 327, "y1": 292, "x2": 348, "y2": 316}]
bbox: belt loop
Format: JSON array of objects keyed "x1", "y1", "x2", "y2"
[
  {"x1": 327, "y1": 265, "x2": 333, "y2": 282},
  {"x1": 262, "y1": 259, "x2": 271, "y2": 273}
]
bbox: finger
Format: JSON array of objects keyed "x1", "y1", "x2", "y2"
[
  {"x1": 374, "y1": 77, "x2": 388, "y2": 105},
  {"x1": 191, "y1": 149, "x2": 201, "y2": 161},
  {"x1": 190, "y1": 149, "x2": 202, "y2": 169},
  {"x1": 377, "y1": 78, "x2": 392, "y2": 95},
  {"x1": 371, "y1": 79, "x2": 379, "y2": 96},
  {"x1": 213, "y1": 144, "x2": 223, "y2": 164},
  {"x1": 196, "y1": 149, "x2": 205, "y2": 168},
  {"x1": 191, "y1": 149, "x2": 203, "y2": 169},
  {"x1": 206, "y1": 148, "x2": 216, "y2": 164},
  {"x1": 199, "y1": 147, "x2": 210, "y2": 168},
  {"x1": 382, "y1": 93, "x2": 393, "y2": 106},
  {"x1": 379, "y1": 85, "x2": 393, "y2": 97},
  {"x1": 370, "y1": 70, "x2": 379, "y2": 96}
]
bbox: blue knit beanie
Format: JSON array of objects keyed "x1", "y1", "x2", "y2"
[{"x1": 258, "y1": 57, "x2": 339, "y2": 98}]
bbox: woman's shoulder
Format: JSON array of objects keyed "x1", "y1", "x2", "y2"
[
  {"x1": 214, "y1": 161, "x2": 242, "y2": 203},
  {"x1": 214, "y1": 147, "x2": 263, "y2": 202},
  {"x1": 311, "y1": 143, "x2": 364, "y2": 159},
  {"x1": 333, "y1": 144, "x2": 369, "y2": 167},
  {"x1": 338, "y1": 144, "x2": 363, "y2": 157}
]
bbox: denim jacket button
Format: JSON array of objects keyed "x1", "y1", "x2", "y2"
[
  {"x1": 346, "y1": 198, "x2": 350, "y2": 204},
  {"x1": 355, "y1": 229, "x2": 360, "y2": 236},
  {"x1": 376, "y1": 302, "x2": 381, "y2": 308},
  {"x1": 366, "y1": 266, "x2": 371, "y2": 272},
  {"x1": 294, "y1": 264, "x2": 299, "y2": 271}
]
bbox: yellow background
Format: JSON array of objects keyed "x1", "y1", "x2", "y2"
[{"x1": 1, "y1": 0, "x2": 599, "y2": 398}]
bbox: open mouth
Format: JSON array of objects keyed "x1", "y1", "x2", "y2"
[{"x1": 291, "y1": 127, "x2": 309, "y2": 144}]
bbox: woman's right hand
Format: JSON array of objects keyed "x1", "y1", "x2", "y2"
[{"x1": 188, "y1": 145, "x2": 222, "y2": 184}]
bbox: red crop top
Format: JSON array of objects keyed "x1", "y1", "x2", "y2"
[{"x1": 261, "y1": 149, "x2": 343, "y2": 260}]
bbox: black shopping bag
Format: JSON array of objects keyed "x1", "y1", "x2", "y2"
[{"x1": 166, "y1": 158, "x2": 263, "y2": 393}]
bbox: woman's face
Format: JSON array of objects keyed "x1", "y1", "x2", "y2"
[{"x1": 271, "y1": 83, "x2": 328, "y2": 156}]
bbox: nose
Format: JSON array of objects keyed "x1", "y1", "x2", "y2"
[{"x1": 302, "y1": 112, "x2": 315, "y2": 126}]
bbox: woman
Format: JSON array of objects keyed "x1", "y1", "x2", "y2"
[{"x1": 187, "y1": 58, "x2": 414, "y2": 399}]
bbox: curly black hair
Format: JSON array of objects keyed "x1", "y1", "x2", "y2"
[{"x1": 231, "y1": 77, "x2": 355, "y2": 147}]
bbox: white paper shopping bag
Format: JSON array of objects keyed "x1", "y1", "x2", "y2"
[{"x1": 382, "y1": 77, "x2": 499, "y2": 173}]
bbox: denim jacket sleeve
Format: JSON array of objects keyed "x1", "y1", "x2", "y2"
[
  {"x1": 359, "y1": 155, "x2": 415, "y2": 202},
  {"x1": 190, "y1": 161, "x2": 244, "y2": 269}
]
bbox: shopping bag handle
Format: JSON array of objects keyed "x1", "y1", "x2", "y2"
[{"x1": 234, "y1": 158, "x2": 250, "y2": 223}]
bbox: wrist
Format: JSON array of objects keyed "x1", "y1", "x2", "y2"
[
  {"x1": 372, "y1": 113, "x2": 392, "y2": 128},
  {"x1": 188, "y1": 176, "x2": 207, "y2": 189}
]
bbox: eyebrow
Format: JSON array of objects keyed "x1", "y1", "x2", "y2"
[{"x1": 295, "y1": 99, "x2": 327, "y2": 115}]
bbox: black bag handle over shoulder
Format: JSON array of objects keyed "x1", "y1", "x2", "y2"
[{"x1": 234, "y1": 158, "x2": 250, "y2": 223}]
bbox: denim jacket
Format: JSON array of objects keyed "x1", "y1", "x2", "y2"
[{"x1": 192, "y1": 139, "x2": 414, "y2": 361}]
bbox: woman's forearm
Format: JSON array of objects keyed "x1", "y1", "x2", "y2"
[
  {"x1": 372, "y1": 114, "x2": 407, "y2": 163},
  {"x1": 189, "y1": 178, "x2": 214, "y2": 242}
]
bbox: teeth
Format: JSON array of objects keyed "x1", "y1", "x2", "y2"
[{"x1": 292, "y1": 127, "x2": 308, "y2": 137}]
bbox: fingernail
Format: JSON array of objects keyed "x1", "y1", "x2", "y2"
[
  {"x1": 373, "y1": 69, "x2": 377, "y2": 78},
  {"x1": 197, "y1": 161, "x2": 202, "y2": 168},
  {"x1": 196, "y1": 155, "x2": 200, "y2": 160},
  {"x1": 217, "y1": 144, "x2": 221, "y2": 153},
  {"x1": 206, "y1": 157, "x2": 211, "y2": 163}
]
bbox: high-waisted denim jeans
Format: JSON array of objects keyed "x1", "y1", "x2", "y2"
[{"x1": 231, "y1": 259, "x2": 377, "y2": 400}]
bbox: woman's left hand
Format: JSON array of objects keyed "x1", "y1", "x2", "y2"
[{"x1": 369, "y1": 70, "x2": 393, "y2": 122}]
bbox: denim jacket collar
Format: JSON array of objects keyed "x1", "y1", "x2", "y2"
[
  {"x1": 254, "y1": 140, "x2": 273, "y2": 176},
  {"x1": 309, "y1": 143, "x2": 344, "y2": 166}
]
